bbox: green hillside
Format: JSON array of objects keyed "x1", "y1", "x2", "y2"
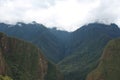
[
  {"x1": 86, "y1": 38, "x2": 120, "y2": 80},
  {"x1": 0, "y1": 22, "x2": 120, "y2": 80},
  {"x1": 0, "y1": 32, "x2": 63, "y2": 80},
  {"x1": 58, "y1": 23, "x2": 120, "y2": 80},
  {"x1": 0, "y1": 22, "x2": 64, "y2": 63}
]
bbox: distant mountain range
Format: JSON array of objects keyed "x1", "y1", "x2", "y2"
[
  {"x1": 0, "y1": 22, "x2": 65, "y2": 63},
  {"x1": 0, "y1": 22, "x2": 120, "y2": 80}
]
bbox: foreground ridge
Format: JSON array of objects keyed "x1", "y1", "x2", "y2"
[
  {"x1": 0, "y1": 32, "x2": 63, "y2": 80},
  {"x1": 86, "y1": 38, "x2": 120, "y2": 80}
]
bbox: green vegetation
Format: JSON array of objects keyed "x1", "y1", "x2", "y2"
[
  {"x1": 0, "y1": 22, "x2": 120, "y2": 80},
  {"x1": 0, "y1": 75, "x2": 13, "y2": 80},
  {"x1": 0, "y1": 32, "x2": 63, "y2": 80},
  {"x1": 58, "y1": 23, "x2": 120, "y2": 80},
  {"x1": 45, "y1": 62, "x2": 58, "y2": 80},
  {"x1": 0, "y1": 22, "x2": 65, "y2": 63},
  {"x1": 86, "y1": 38, "x2": 120, "y2": 80}
]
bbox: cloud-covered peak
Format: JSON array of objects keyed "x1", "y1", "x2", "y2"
[{"x1": 0, "y1": 0, "x2": 120, "y2": 31}]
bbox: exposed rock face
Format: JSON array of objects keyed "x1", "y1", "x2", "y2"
[
  {"x1": 0, "y1": 32, "x2": 63, "y2": 80},
  {"x1": 0, "y1": 33, "x2": 7, "y2": 75},
  {"x1": 0, "y1": 48, "x2": 6, "y2": 75},
  {"x1": 86, "y1": 39, "x2": 120, "y2": 80}
]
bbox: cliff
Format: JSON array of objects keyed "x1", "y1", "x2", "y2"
[{"x1": 0, "y1": 32, "x2": 63, "y2": 80}]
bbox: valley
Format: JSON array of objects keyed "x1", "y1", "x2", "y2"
[{"x1": 0, "y1": 22, "x2": 120, "y2": 80}]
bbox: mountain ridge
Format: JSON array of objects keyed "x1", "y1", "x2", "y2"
[
  {"x1": 86, "y1": 38, "x2": 120, "y2": 80},
  {"x1": 58, "y1": 23, "x2": 120, "y2": 80},
  {"x1": 0, "y1": 32, "x2": 64, "y2": 80},
  {"x1": 0, "y1": 22, "x2": 120, "y2": 80}
]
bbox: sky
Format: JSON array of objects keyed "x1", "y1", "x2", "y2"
[{"x1": 0, "y1": 0, "x2": 120, "y2": 31}]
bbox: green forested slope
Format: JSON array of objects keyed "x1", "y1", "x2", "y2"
[
  {"x1": 58, "y1": 23, "x2": 120, "y2": 80},
  {"x1": 0, "y1": 22, "x2": 120, "y2": 80},
  {"x1": 0, "y1": 32, "x2": 63, "y2": 80},
  {"x1": 86, "y1": 38, "x2": 120, "y2": 80},
  {"x1": 0, "y1": 22, "x2": 64, "y2": 63}
]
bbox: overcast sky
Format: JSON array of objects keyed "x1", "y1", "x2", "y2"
[{"x1": 0, "y1": 0, "x2": 120, "y2": 31}]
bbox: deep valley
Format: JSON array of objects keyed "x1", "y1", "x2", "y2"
[{"x1": 0, "y1": 22, "x2": 120, "y2": 80}]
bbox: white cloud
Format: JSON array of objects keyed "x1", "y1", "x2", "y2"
[
  {"x1": 0, "y1": 0, "x2": 120, "y2": 31},
  {"x1": 90, "y1": 0, "x2": 120, "y2": 24}
]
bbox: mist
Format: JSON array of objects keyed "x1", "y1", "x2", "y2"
[{"x1": 0, "y1": 0, "x2": 120, "y2": 31}]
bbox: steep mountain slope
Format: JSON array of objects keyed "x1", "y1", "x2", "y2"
[
  {"x1": 58, "y1": 23, "x2": 120, "y2": 80},
  {"x1": 0, "y1": 32, "x2": 63, "y2": 80},
  {"x1": 0, "y1": 22, "x2": 120, "y2": 80},
  {"x1": 0, "y1": 22, "x2": 65, "y2": 63},
  {"x1": 86, "y1": 38, "x2": 120, "y2": 80},
  {"x1": 48, "y1": 28, "x2": 71, "y2": 58}
]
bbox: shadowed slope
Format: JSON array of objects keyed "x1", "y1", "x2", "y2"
[{"x1": 58, "y1": 23, "x2": 120, "y2": 80}]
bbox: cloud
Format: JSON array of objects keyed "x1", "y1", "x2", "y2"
[
  {"x1": 0, "y1": 0, "x2": 120, "y2": 31},
  {"x1": 90, "y1": 0, "x2": 120, "y2": 24}
]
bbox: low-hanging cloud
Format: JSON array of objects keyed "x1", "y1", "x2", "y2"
[
  {"x1": 90, "y1": 0, "x2": 120, "y2": 24},
  {"x1": 0, "y1": 0, "x2": 120, "y2": 31}
]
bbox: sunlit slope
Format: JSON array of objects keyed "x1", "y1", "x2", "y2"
[{"x1": 86, "y1": 38, "x2": 120, "y2": 80}]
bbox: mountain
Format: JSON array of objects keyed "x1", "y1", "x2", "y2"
[
  {"x1": 0, "y1": 32, "x2": 63, "y2": 80},
  {"x1": 0, "y1": 22, "x2": 120, "y2": 80},
  {"x1": 86, "y1": 38, "x2": 120, "y2": 80},
  {"x1": 58, "y1": 23, "x2": 120, "y2": 80},
  {"x1": 48, "y1": 28, "x2": 71, "y2": 58},
  {"x1": 0, "y1": 22, "x2": 66, "y2": 63}
]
